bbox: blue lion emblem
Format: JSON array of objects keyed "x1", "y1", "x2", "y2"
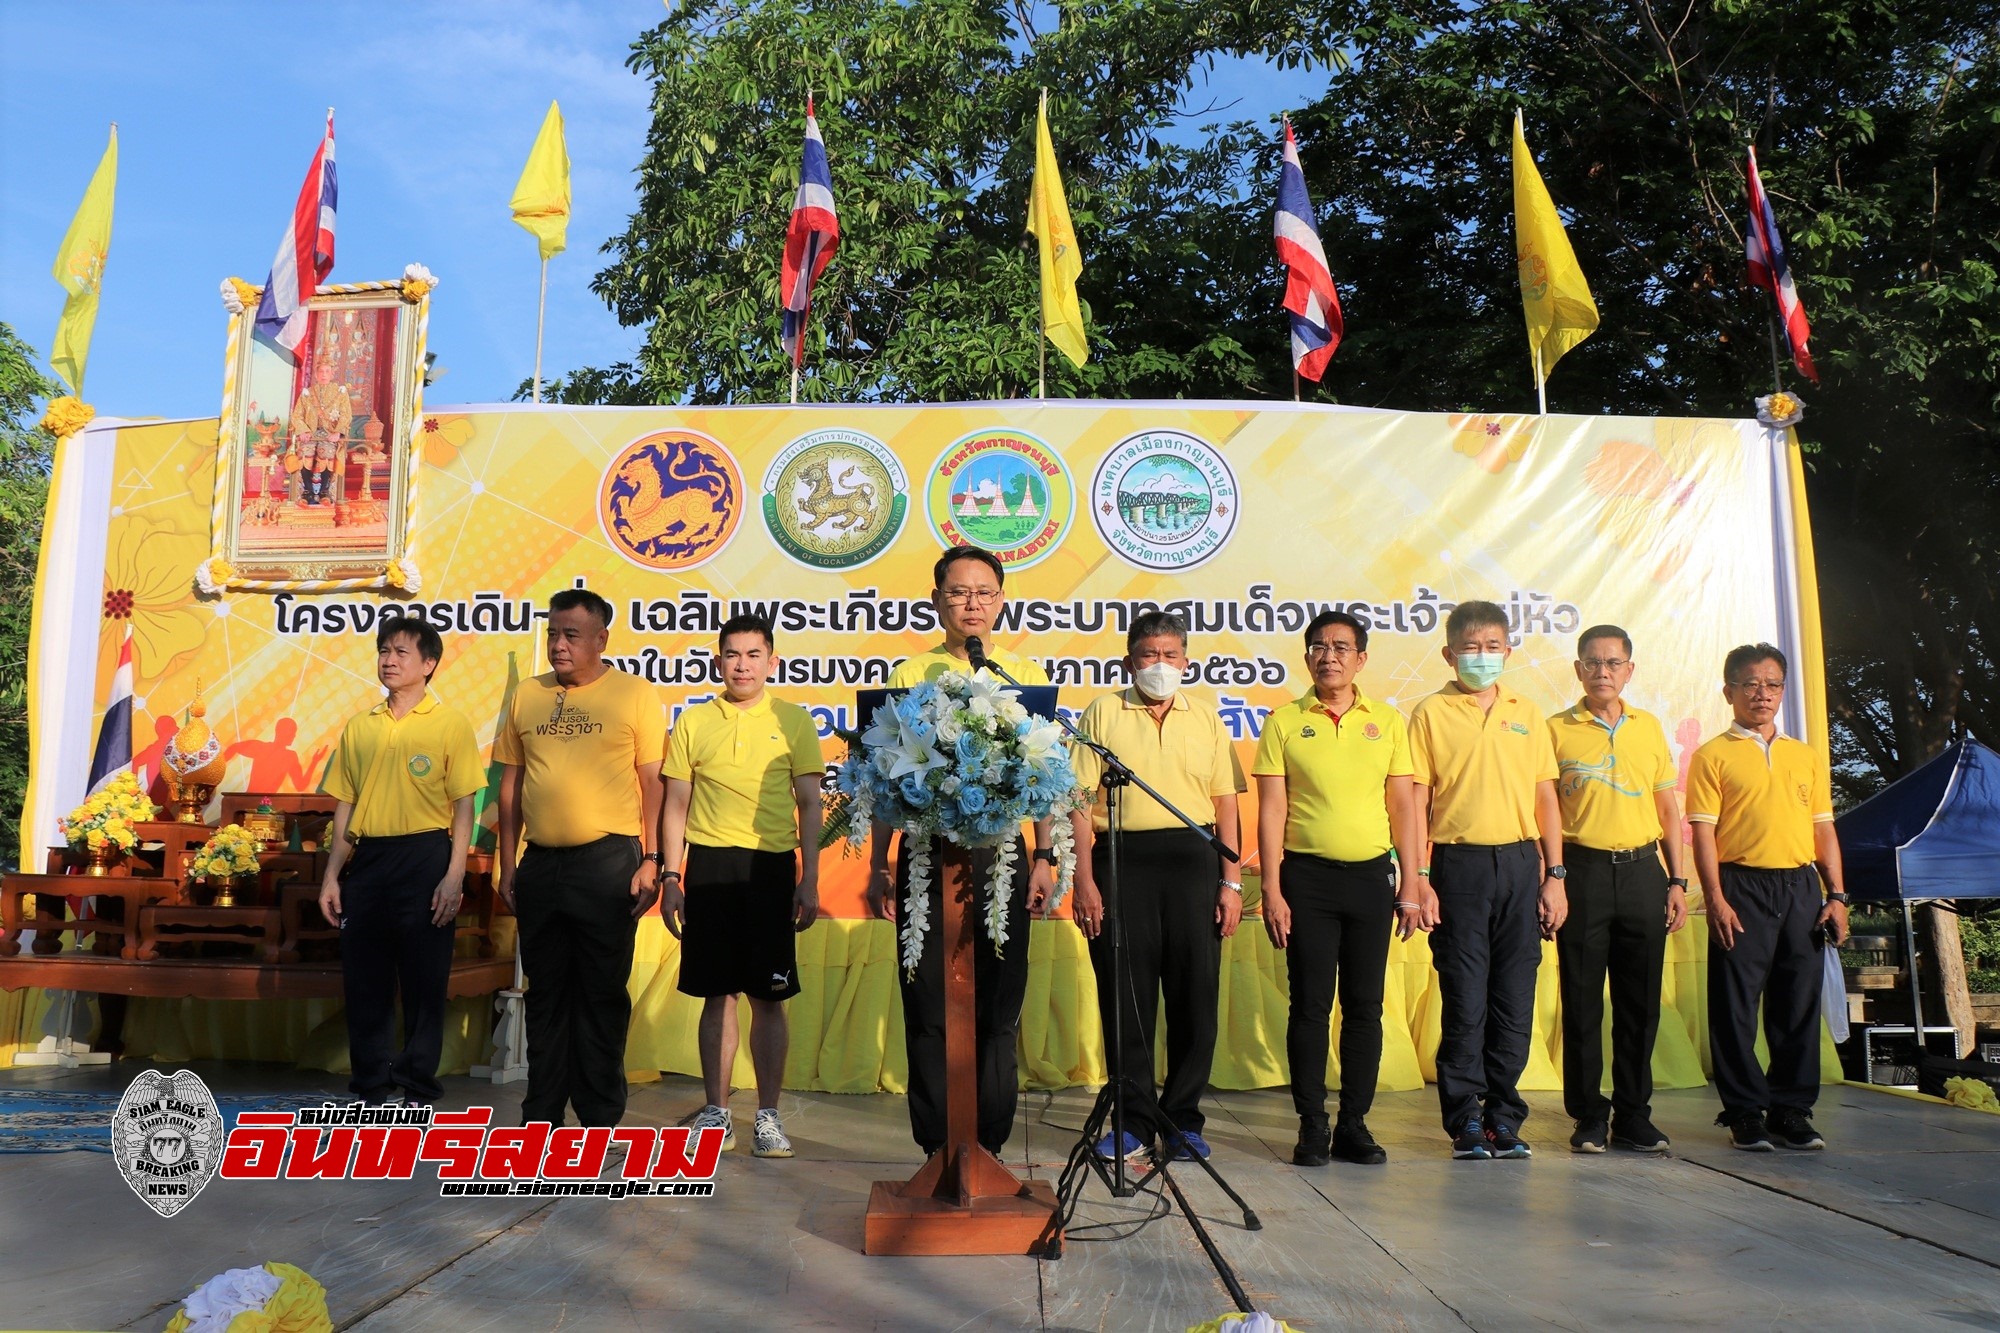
[{"x1": 602, "y1": 434, "x2": 742, "y2": 570}]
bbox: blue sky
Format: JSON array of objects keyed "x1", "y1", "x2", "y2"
[{"x1": 2, "y1": 3, "x2": 1322, "y2": 419}]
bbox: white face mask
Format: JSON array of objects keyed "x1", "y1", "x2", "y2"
[{"x1": 1133, "y1": 662, "x2": 1183, "y2": 701}]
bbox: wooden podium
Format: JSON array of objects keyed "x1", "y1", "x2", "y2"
[{"x1": 864, "y1": 844, "x2": 1060, "y2": 1256}]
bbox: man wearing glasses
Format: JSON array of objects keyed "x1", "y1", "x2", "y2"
[
  {"x1": 495, "y1": 588, "x2": 666, "y2": 1129},
  {"x1": 1546, "y1": 626, "x2": 1686, "y2": 1155},
  {"x1": 1687, "y1": 643, "x2": 1848, "y2": 1152},
  {"x1": 869, "y1": 545, "x2": 1056, "y2": 1160}
]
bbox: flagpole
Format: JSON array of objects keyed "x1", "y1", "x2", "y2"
[
  {"x1": 532, "y1": 256, "x2": 548, "y2": 404},
  {"x1": 1763, "y1": 311, "x2": 1785, "y2": 396},
  {"x1": 1292, "y1": 368, "x2": 1300, "y2": 403},
  {"x1": 791, "y1": 352, "x2": 801, "y2": 405},
  {"x1": 1037, "y1": 87, "x2": 1048, "y2": 401},
  {"x1": 1534, "y1": 347, "x2": 1547, "y2": 415}
]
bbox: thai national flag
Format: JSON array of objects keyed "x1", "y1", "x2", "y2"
[
  {"x1": 780, "y1": 97, "x2": 840, "y2": 367},
  {"x1": 255, "y1": 110, "x2": 338, "y2": 354},
  {"x1": 1745, "y1": 146, "x2": 1818, "y2": 384},
  {"x1": 86, "y1": 625, "x2": 134, "y2": 796},
  {"x1": 1274, "y1": 119, "x2": 1342, "y2": 382}
]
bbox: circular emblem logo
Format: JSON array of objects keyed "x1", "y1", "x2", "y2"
[
  {"x1": 408, "y1": 754, "x2": 433, "y2": 778},
  {"x1": 761, "y1": 429, "x2": 909, "y2": 570},
  {"x1": 1089, "y1": 429, "x2": 1238, "y2": 571},
  {"x1": 924, "y1": 429, "x2": 1073, "y2": 570},
  {"x1": 599, "y1": 430, "x2": 744, "y2": 572},
  {"x1": 1363, "y1": 722, "x2": 1382, "y2": 740}
]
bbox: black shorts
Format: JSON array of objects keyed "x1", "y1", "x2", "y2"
[{"x1": 676, "y1": 844, "x2": 803, "y2": 1001}]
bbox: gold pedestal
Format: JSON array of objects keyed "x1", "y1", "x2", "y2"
[{"x1": 171, "y1": 782, "x2": 214, "y2": 824}]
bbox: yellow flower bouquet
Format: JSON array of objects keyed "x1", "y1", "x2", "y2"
[
  {"x1": 190, "y1": 823, "x2": 263, "y2": 880},
  {"x1": 57, "y1": 773, "x2": 158, "y2": 856}
]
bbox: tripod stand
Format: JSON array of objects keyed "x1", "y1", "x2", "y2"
[{"x1": 966, "y1": 642, "x2": 1262, "y2": 1309}]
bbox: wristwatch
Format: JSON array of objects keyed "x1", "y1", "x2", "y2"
[
  {"x1": 1218, "y1": 881, "x2": 1242, "y2": 894},
  {"x1": 1032, "y1": 848, "x2": 1058, "y2": 865},
  {"x1": 1825, "y1": 891, "x2": 1849, "y2": 905},
  {"x1": 1546, "y1": 865, "x2": 1567, "y2": 880},
  {"x1": 645, "y1": 851, "x2": 667, "y2": 867},
  {"x1": 1667, "y1": 877, "x2": 1689, "y2": 890}
]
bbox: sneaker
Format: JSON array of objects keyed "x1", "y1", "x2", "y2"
[
  {"x1": 1768, "y1": 1107, "x2": 1825, "y2": 1151},
  {"x1": 1094, "y1": 1130, "x2": 1149, "y2": 1162},
  {"x1": 1292, "y1": 1119, "x2": 1333, "y2": 1167},
  {"x1": 1719, "y1": 1110, "x2": 1775, "y2": 1152},
  {"x1": 1451, "y1": 1117, "x2": 1492, "y2": 1160},
  {"x1": 1570, "y1": 1116, "x2": 1609, "y2": 1154},
  {"x1": 1611, "y1": 1114, "x2": 1670, "y2": 1153},
  {"x1": 1167, "y1": 1129, "x2": 1211, "y2": 1162},
  {"x1": 1332, "y1": 1118, "x2": 1388, "y2": 1165},
  {"x1": 686, "y1": 1103, "x2": 734, "y2": 1152},
  {"x1": 1486, "y1": 1124, "x2": 1533, "y2": 1159},
  {"x1": 752, "y1": 1108, "x2": 794, "y2": 1159}
]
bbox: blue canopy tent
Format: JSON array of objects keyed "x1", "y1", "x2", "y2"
[{"x1": 1836, "y1": 737, "x2": 2000, "y2": 1061}]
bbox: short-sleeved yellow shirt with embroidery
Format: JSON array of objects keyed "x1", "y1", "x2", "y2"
[
  {"x1": 1547, "y1": 700, "x2": 1678, "y2": 851},
  {"x1": 324, "y1": 691, "x2": 483, "y2": 839},
  {"x1": 662, "y1": 694, "x2": 825, "y2": 852},
  {"x1": 1071, "y1": 689, "x2": 1245, "y2": 833},
  {"x1": 1252, "y1": 689, "x2": 1412, "y2": 861},
  {"x1": 1409, "y1": 683, "x2": 1558, "y2": 845},
  {"x1": 493, "y1": 668, "x2": 665, "y2": 847},
  {"x1": 1685, "y1": 725, "x2": 1833, "y2": 868}
]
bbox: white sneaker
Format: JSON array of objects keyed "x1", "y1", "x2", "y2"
[
  {"x1": 687, "y1": 1103, "x2": 734, "y2": 1152},
  {"x1": 752, "y1": 1108, "x2": 793, "y2": 1159}
]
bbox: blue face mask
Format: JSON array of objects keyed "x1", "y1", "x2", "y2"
[{"x1": 1455, "y1": 652, "x2": 1506, "y2": 690}]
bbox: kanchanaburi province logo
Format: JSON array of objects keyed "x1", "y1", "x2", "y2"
[
  {"x1": 1089, "y1": 429, "x2": 1238, "y2": 571},
  {"x1": 924, "y1": 429, "x2": 1073, "y2": 571},
  {"x1": 600, "y1": 430, "x2": 744, "y2": 572},
  {"x1": 114, "y1": 1068, "x2": 222, "y2": 1218},
  {"x1": 761, "y1": 428, "x2": 909, "y2": 570}
]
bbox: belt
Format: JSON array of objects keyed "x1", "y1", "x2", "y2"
[{"x1": 1566, "y1": 839, "x2": 1659, "y2": 865}]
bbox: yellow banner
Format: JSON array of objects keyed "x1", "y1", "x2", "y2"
[{"x1": 60, "y1": 403, "x2": 1817, "y2": 916}]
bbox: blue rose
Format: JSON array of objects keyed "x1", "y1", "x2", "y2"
[
  {"x1": 954, "y1": 730, "x2": 990, "y2": 764},
  {"x1": 956, "y1": 784, "x2": 990, "y2": 816},
  {"x1": 899, "y1": 774, "x2": 934, "y2": 808}
]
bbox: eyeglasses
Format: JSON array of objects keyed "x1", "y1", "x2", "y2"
[
  {"x1": 550, "y1": 689, "x2": 568, "y2": 723},
  {"x1": 1580, "y1": 657, "x2": 1631, "y2": 674},
  {"x1": 1729, "y1": 680, "x2": 1785, "y2": 697},
  {"x1": 941, "y1": 588, "x2": 1002, "y2": 607},
  {"x1": 1306, "y1": 643, "x2": 1359, "y2": 660}
]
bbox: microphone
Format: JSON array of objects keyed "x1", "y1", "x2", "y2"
[{"x1": 965, "y1": 636, "x2": 989, "y2": 672}]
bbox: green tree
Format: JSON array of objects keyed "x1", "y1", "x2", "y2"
[{"x1": 0, "y1": 324, "x2": 55, "y2": 867}]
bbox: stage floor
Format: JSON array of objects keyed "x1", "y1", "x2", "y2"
[{"x1": 4, "y1": 1064, "x2": 1998, "y2": 1331}]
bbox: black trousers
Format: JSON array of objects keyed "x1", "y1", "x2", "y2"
[
  {"x1": 340, "y1": 830, "x2": 457, "y2": 1104},
  {"x1": 1282, "y1": 852, "x2": 1396, "y2": 1127},
  {"x1": 1086, "y1": 827, "x2": 1221, "y2": 1135},
  {"x1": 1429, "y1": 840, "x2": 1543, "y2": 1134},
  {"x1": 1556, "y1": 843, "x2": 1669, "y2": 1122},
  {"x1": 1709, "y1": 863, "x2": 1823, "y2": 1117},
  {"x1": 516, "y1": 834, "x2": 642, "y2": 1128},
  {"x1": 897, "y1": 835, "x2": 1031, "y2": 1155}
]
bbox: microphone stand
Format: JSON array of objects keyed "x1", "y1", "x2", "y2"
[{"x1": 966, "y1": 640, "x2": 1261, "y2": 1311}]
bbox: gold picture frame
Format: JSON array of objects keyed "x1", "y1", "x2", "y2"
[{"x1": 204, "y1": 275, "x2": 431, "y2": 593}]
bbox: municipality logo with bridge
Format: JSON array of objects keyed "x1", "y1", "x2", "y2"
[{"x1": 1090, "y1": 429, "x2": 1239, "y2": 571}]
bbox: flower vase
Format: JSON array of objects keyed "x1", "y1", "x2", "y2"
[
  {"x1": 172, "y1": 781, "x2": 215, "y2": 824},
  {"x1": 81, "y1": 842, "x2": 124, "y2": 877}
]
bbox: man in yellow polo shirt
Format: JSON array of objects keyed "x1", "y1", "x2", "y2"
[
  {"x1": 868, "y1": 544, "x2": 1056, "y2": 1160},
  {"x1": 659, "y1": 614, "x2": 825, "y2": 1160},
  {"x1": 1254, "y1": 610, "x2": 1419, "y2": 1168},
  {"x1": 1547, "y1": 624, "x2": 1688, "y2": 1155},
  {"x1": 1067, "y1": 610, "x2": 1245, "y2": 1164},
  {"x1": 1687, "y1": 642, "x2": 1848, "y2": 1152},
  {"x1": 1409, "y1": 599, "x2": 1565, "y2": 1161},
  {"x1": 495, "y1": 588, "x2": 666, "y2": 1129},
  {"x1": 318, "y1": 617, "x2": 482, "y2": 1106}
]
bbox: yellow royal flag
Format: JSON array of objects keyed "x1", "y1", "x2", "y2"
[
  {"x1": 1028, "y1": 93, "x2": 1088, "y2": 369},
  {"x1": 1512, "y1": 110, "x2": 1598, "y2": 385},
  {"x1": 50, "y1": 125, "x2": 117, "y2": 396},
  {"x1": 510, "y1": 100, "x2": 571, "y2": 261}
]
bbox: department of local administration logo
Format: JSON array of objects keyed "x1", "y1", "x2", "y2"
[
  {"x1": 923, "y1": 428, "x2": 1073, "y2": 571},
  {"x1": 1089, "y1": 429, "x2": 1238, "y2": 570},
  {"x1": 761, "y1": 428, "x2": 908, "y2": 570},
  {"x1": 114, "y1": 1068, "x2": 222, "y2": 1218}
]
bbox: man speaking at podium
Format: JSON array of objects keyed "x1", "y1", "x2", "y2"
[{"x1": 868, "y1": 545, "x2": 1056, "y2": 1159}]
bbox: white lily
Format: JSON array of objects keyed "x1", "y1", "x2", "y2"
[{"x1": 1018, "y1": 718, "x2": 1066, "y2": 765}]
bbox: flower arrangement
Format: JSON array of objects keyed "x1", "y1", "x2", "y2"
[
  {"x1": 385, "y1": 554, "x2": 422, "y2": 592},
  {"x1": 1756, "y1": 391, "x2": 1804, "y2": 428},
  {"x1": 189, "y1": 823, "x2": 262, "y2": 880},
  {"x1": 194, "y1": 556, "x2": 234, "y2": 596},
  {"x1": 831, "y1": 670, "x2": 1081, "y2": 974},
  {"x1": 58, "y1": 772, "x2": 158, "y2": 856},
  {"x1": 38, "y1": 395, "x2": 96, "y2": 440},
  {"x1": 400, "y1": 262, "x2": 438, "y2": 303},
  {"x1": 218, "y1": 276, "x2": 262, "y2": 316}
]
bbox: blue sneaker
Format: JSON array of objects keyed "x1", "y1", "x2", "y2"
[
  {"x1": 1167, "y1": 1129, "x2": 1211, "y2": 1162},
  {"x1": 1094, "y1": 1130, "x2": 1149, "y2": 1161},
  {"x1": 1486, "y1": 1124, "x2": 1532, "y2": 1159},
  {"x1": 1451, "y1": 1117, "x2": 1492, "y2": 1160}
]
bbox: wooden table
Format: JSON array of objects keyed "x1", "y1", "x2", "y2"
[
  {"x1": 137, "y1": 904, "x2": 286, "y2": 963},
  {"x1": 0, "y1": 872, "x2": 179, "y2": 961},
  {"x1": 0, "y1": 953, "x2": 516, "y2": 1001}
]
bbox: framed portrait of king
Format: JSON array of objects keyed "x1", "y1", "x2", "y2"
[{"x1": 209, "y1": 275, "x2": 430, "y2": 592}]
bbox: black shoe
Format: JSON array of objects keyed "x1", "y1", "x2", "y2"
[
  {"x1": 1611, "y1": 1113, "x2": 1669, "y2": 1153},
  {"x1": 1719, "y1": 1110, "x2": 1775, "y2": 1152},
  {"x1": 1292, "y1": 1118, "x2": 1332, "y2": 1167},
  {"x1": 1332, "y1": 1118, "x2": 1388, "y2": 1165},
  {"x1": 1768, "y1": 1107, "x2": 1825, "y2": 1151},
  {"x1": 1569, "y1": 1116, "x2": 1609, "y2": 1154},
  {"x1": 1451, "y1": 1117, "x2": 1492, "y2": 1160},
  {"x1": 1486, "y1": 1124, "x2": 1532, "y2": 1159}
]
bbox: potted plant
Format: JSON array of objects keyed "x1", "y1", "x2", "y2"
[
  {"x1": 188, "y1": 824, "x2": 263, "y2": 907},
  {"x1": 57, "y1": 773, "x2": 158, "y2": 875}
]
